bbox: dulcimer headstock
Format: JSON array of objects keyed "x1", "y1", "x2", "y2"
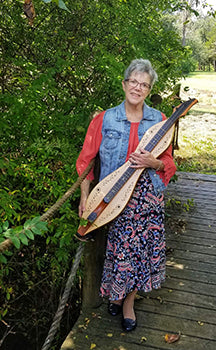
[{"x1": 171, "y1": 98, "x2": 198, "y2": 122}]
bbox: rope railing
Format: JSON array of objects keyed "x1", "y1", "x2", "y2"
[
  {"x1": 41, "y1": 242, "x2": 85, "y2": 350},
  {"x1": 0, "y1": 159, "x2": 95, "y2": 253}
]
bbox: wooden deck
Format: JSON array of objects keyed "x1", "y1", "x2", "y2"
[{"x1": 61, "y1": 172, "x2": 216, "y2": 350}]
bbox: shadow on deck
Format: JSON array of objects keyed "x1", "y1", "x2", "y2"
[{"x1": 61, "y1": 172, "x2": 216, "y2": 350}]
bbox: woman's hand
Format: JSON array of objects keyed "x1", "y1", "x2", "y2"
[
  {"x1": 78, "y1": 178, "x2": 91, "y2": 217},
  {"x1": 129, "y1": 148, "x2": 164, "y2": 171},
  {"x1": 79, "y1": 195, "x2": 87, "y2": 218}
]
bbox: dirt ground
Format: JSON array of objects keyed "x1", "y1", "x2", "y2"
[
  {"x1": 178, "y1": 112, "x2": 216, "y2": 141},
  {"x1": 178, "y1": 87, "x2": 216, "y2": 144}
]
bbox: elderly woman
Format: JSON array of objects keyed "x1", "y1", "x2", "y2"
[{"x1": 76, "y1": 59, "x2": 176, "y2": 332}]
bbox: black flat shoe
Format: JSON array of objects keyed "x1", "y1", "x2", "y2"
[
  {"x1": 108, "y1": 302, "x2": 122, "y2": 316},
  {"x1": 122, "y1": 317, "x2": 137, "y2": 332}
]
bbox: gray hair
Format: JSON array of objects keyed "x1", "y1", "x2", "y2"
[{"x1": 124, "y1": 59, "x2": 158, "y2": 87}]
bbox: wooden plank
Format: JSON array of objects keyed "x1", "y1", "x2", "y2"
[
  {"x1": 169, "y1": 185, "x2": 216, "y2": 193},
  {"x1": 166, "y1": 199, "x2": 216, "y2": 210},
  {"x1": 166, "y1": 198, "x2": 216, "y2": 210},
  {"x1": 167, "y1": 259, "x2": 215, "y2": 273},
  {"x1": 166, "y1": 266, "x2": 216, "y2": 285},
  {"x1": 171, "y1": 182, "x2": 216, "y2": 189},
  {"x1": 167, "y1": 186, "x2": 216, "y2": 195},
  {"x1": 166, "y1": 198, "x2": 215, "y2": 209},
  {"x1": 167, "y1": 251, "x2": 216, "y2": 267},
  {"x1": 166, "y1": 202, "x2": 215, "y2": 210},
  {"x1": 168, "y1": 176, "x2": 216, "y2": 185},
  {"x1": 174, "y1": 172, "x2": 216, "y2": 182},
  {"x1": 166, "y1": 214, "x2": 216, "y2": 226},
  {"x1": 166, "y1": 221, "x2": 216, "y2": 233},
  {"x1": 167, "y1": 178, "x2": 216, "y2": 187},
  {"x1": 166, "y1": 249, "x2": 216, "y2": 265},
  {"x1": 168, "y1": 182, "x2": 216, "y2": 190},
  {"x1": 166, "y1": 190, "x2": 216, "y2": 198},
  {"x1": 167, "y1": 227, "x2": 216, "y2": 237},
  {"x1": 135, "y1": 299, "x2": 216, "y2": 328},
  {"x1": 145, "y1": 288, "x2": 216, "y2": 310},
  {"x1": 166, "y1": 224, "x2": 216, "y2": 236},
  {"x1": 166, "y1": 240, "x2": 216, "y2": 255},
  {"x1": 169, "y1": 189, "x2": 216, "y2": 197},
  {"x1": 167, "y1": 207, "x2": 216, "y2": 216},
  {"x1": 135, "y1": 308, "x2": 216, "y2": 340},
  {"x1": 172, "y1": 208, "x2": 215, "y2": 216},
  {"x1": 166, "y1": 231, "x2": 216, "y2": 243},
  {"x1": 166, "y1": 257, "x2": 216, "y2": 275},
  {"x1": 168, "y1": 218, "x2": 215, "y2": 229},
  {"x1": 163, "y1": 277, "x2": 216, "y2": 297},
  {"x1": 166, "y1": 195, "x2": 216, "y2": 204},
  {"x1": 166, "y1": 234, "x2": 216, "y2": 247},
  {"x1": 167, "y1": 234, "x2": 216, "y2": 248}
]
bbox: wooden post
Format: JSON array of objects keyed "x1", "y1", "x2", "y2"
[
  {"x1": 82, "y1": 228, "x2": 106, "y2": 309},
  {"x1": 82, "y1": 152, "x2": 106, "y2": 309}
]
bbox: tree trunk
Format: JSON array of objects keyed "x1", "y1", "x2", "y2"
[{"x1": 182, "y1": 9, "x2": 189, "y2": 46}]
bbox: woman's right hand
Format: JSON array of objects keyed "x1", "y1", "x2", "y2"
[
  {"x1": 78, "y1": 178, "x2": 91, "y2": 217},
  {"x1": 78, "y1": 196, "x2": 87, "y2": 218}
]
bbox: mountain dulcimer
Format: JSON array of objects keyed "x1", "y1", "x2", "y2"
[{"x1": 76, "y1": 98, "x2": 198, "y2": 240}]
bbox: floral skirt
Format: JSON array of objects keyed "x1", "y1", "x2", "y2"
[{"x1": 100, "y1": 171, "x2": 166, "y2": 301}]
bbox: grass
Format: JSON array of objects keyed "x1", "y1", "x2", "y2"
[
  {"x1": 174, "y1": 135, "x2": 216, "y2": 175},
  {"x1": 174, "y1": 71, "x2": 216, "y2": 175},
  {"x1": 180, "y1": 71, "x2": 216, "y2": 91},
  {"x1": 188, "y1": 105, "x2": 216, "y2": 114},
  {"x1": 179, "y1": 72, "x2": 216, "y2": 114}
]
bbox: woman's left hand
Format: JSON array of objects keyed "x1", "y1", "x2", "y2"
[{"x1": 129, "y1": 148, "x2": 161, "y2": 170}]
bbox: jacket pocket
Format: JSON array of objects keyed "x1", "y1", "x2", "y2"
[{"x1": 103, "y1": 129, "x2": 121, "y2": 149}]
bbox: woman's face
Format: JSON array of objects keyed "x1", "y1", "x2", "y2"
[{"x1": 122, "y1": 71, "x2": 151, "y2": 107}]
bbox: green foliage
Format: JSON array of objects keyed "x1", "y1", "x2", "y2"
[
  {"x1": 0, "y1": 141, "x2": 81, "y2": 348},
  {"x1": 166, "y1": 196, "x2": 194, "y2": 212},
  {"x1": 0, "y1": 138, "x2": 81, "y2": 263},
  {"x1": 1, "y1": 0, "x2": 192, "y2": 154},
  {"x1": 172, "y1": 6, "x2": 216, "y2": 71},
  {"x1": 0, "y1": 217, "x2": 48, "y2": 251},
  {"x1": 43, "y1": 0, "x2": 71, "y2": 13}
]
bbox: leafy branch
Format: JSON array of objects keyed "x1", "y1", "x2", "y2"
[{"x1": 0, "y1": 217, "x2": 48, "y2": 263}]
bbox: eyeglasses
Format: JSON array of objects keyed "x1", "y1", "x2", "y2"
[{"x1": 125, "y1": 79, "x2": 151, "y2": 91}]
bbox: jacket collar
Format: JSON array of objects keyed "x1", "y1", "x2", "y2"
[{"x1": 116, "y1": 101, "x2": 155, "y2": 121}]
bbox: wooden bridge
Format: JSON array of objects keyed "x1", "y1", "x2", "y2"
[{"x1": 61, "y1": 172, "x2": 216, "y2": 350}]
